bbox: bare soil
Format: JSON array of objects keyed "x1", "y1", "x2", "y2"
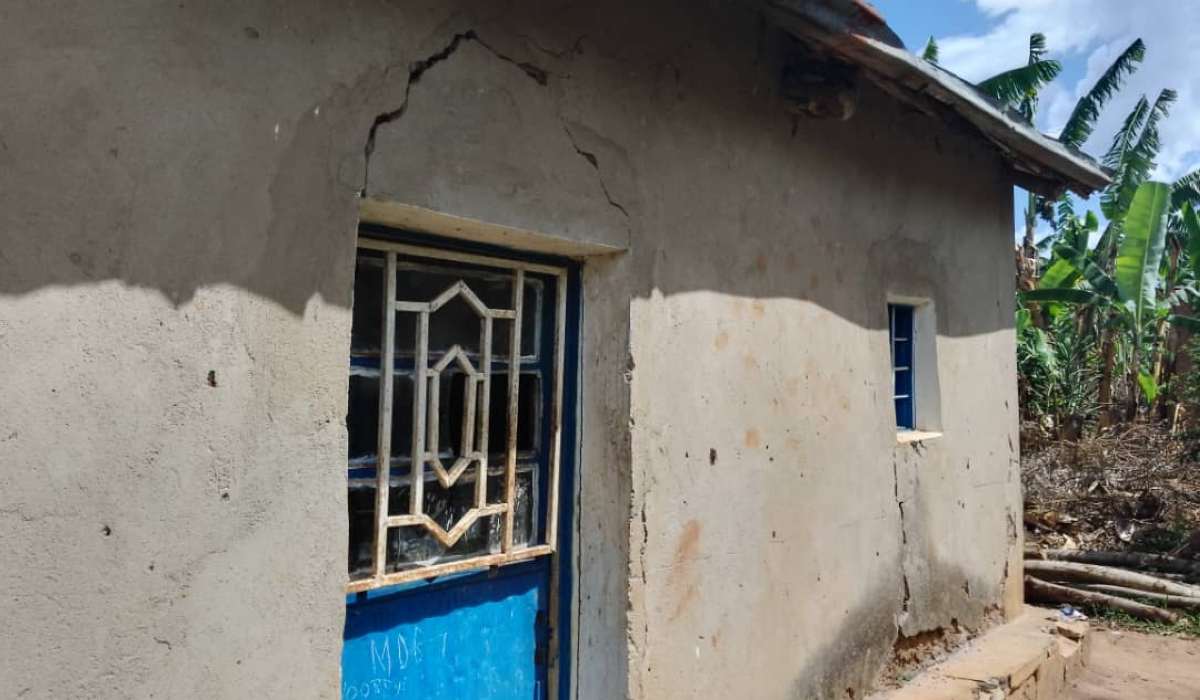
[{"x1": 1064, "y1": 629, "x2": 1200, "y2": 700}]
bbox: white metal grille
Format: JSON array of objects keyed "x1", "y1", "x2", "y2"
[{"x1": 347, "y1": 239, "x2": 567, "y2": 592}]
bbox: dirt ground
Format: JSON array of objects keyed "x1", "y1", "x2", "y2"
[{"x1": 1064, "y1": 629, "x2": 1200, "y2": 700}]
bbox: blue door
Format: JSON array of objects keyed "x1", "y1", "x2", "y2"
[{"x1": 342, "y1": 237, "x2": 574, "y2": 700}]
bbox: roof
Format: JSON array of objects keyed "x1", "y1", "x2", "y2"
[{"x1": 762, "y1": 0, "x2": 1111, "y2": 197}]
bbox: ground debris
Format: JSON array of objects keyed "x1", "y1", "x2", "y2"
[{"x1": 1022, "y1": 421, "x2": 1200, "y2": 554}]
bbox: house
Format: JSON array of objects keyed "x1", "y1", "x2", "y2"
[{"x1": 0, "y1": 1, "x2": 1107, "y2": 699}]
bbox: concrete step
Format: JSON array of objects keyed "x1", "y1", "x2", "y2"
[{"x1": 873, "y1": 607, "x2": 1090, "y2": 700}]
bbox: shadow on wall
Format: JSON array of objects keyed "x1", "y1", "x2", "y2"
[{"x1": 0, "y1": 0, "x2": 1013, "y2": 339}]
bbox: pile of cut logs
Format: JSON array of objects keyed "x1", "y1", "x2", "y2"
[{"x1": 1024, "y1": 549, "x2": 1200, "y2": 623}]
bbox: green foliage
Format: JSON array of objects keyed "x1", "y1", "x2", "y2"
[
  {"x1": 1115, "y1": 182, "x2": 1171, "y2": 329},
  {"x1": 1018, "y1": 309, "x2": 1101, "y2": 423},
  {"x1": 1097, "y1": 606, "x2": 1200, "y2": 638},
  {"x1": 972, "y1": 33, "x2": 1062, "y2": 125},
  {"x1": 1173, "y1": 169, "x2": 1200, "y2": 211},
  {"x1": 1182, "y1": 202, "x2": 1200, "y2": 276},
  {"x1": 1167, "y1": 314, "x2": 1200, "y2": 334},
  {"x1": 977, "y1": 59, "x2": 1062, "y2": 108},
  {"x1": 1021, "y1": 288, "x2": 1101, "y2": 305},
  {"x1": 1102, "y1": 90, "x2": 1176, "y2": 219},
  {"x1": 1138, "y1": 371, "x2": 1159, "y2": 403},
  {"x1": 921, "y1": 36, "x2": 939, "y2": 64},
  {"x1": 973, "y1": 31, "x2": 1194, "y2": 430},
  {"x1": 1058, "y1": 38, "x2": 1146, "y2": 149}
]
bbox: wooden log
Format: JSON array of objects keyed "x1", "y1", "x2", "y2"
[
  {"x1": 1074, "y1": 584, "x2": 1200, "y2": 611},
  {"x1": 1025, "y1": 560, "x2": 1200, "y2": 598},
  {"x1": 1038, "y1": 549, "x2": 1200, "y2": 578},
  {"x1": 1156, "y1": 572, "x2": 1191, "y2": 582},
  {"x1": 1025, "y1": 576, "x2": 1179, "y2": 624}
]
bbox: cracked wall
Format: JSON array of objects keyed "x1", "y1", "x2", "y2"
[
  {"x1": 618, "y1": 41, "x2": 1020, "y2": 700},
  {"x1": 363, "y1": 33, "x2": 632, "y2": 252},
  {"x1": 0, "y1": 1, "x2": 1020, "y2": 699}
]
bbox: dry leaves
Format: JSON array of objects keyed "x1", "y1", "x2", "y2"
[{"x1": 1022, "y1": 422, "x2": 1200, "y2": 554}]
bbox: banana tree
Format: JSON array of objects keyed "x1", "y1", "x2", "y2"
[
  {"x1": 992, "y1": 36, "x2": 1142, "y2": 298},
  {"x1": 1117, "y1": 182, "x2": 1171, "y2": 412},
  {"x1": 1153, "y1": 199, "x2": 1200, "y2": 406},
  {"x1": 921, "y1": 37, "x2": 939, "y2": 64},
  {"x1": 972, "y1": 33, "x2": 1064, "y2": 275},
  {"x1": 1017, "y1": 304, "x2": 1102, "y2": 436},
  {"x1": 1023, "y1": 182, "x2": 1172, "y2": 418},
  {"x1": 1057, "y1": 39, "x2": 1147, "y2": 150},
  {"x1": 1092, "y1": 88, "x2": 1177, "y2": 269}
]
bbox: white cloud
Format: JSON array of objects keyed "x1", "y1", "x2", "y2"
[{"x1": 936, "y1": 0, "x2": 1200, "y2": 181}]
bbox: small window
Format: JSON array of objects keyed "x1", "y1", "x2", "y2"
[
  {"x1": 888, "y1": 303, "x2": 915, "y2": 430},
  {"x1": 886, "y1": 299, "x2": 942, "y2": 438}
]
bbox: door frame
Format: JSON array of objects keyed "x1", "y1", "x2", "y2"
[{"x1": 348, "y1": 216, "x2": 582, "y2": 700}]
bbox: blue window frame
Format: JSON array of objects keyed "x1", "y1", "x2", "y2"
[{"x1": 888, "y1": 303, "x2": 915, "y2": 430}]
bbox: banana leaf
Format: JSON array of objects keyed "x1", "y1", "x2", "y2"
[{"x1": 1114, "y1": 181, "x2": 1170, "y2": 329}]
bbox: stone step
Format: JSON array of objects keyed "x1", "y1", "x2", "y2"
[{"x1": 874, "y1": 607, "x2": 1090, "y2": 700}]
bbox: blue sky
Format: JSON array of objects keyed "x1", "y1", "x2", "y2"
[{"x1": 871, "y1": 0, "x2": 1200, "y2": 237}]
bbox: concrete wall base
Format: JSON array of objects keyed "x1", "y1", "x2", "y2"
[{"x1": 874, "y1": 606, "x2": 1091, "y2": 700}]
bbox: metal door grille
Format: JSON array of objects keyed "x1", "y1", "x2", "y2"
[{"x1": 346, "y1": 239, "x2": 567, "y2": 593}]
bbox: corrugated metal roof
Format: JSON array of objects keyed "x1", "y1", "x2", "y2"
[{"x1": 763, "y1": 0, "x2": 1110, "y2": 196}]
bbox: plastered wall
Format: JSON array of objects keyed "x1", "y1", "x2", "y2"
[
  {"x1": 620, "y1": 79, "x2": 1020, "y2": 697},
  {"x1": 0, "y1": 1, "x2": 1019, "y2": 699}
]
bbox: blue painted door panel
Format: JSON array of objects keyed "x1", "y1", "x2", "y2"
[{"x1": 343, "y1": 562, "x2": 548, "y2": 700}]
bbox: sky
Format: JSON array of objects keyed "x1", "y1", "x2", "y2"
[{"x1": 870, "y1": 0, "x2": 1200, "y2": 236}]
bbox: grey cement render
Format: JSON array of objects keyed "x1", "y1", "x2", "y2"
[{"x1": 0, "y1": 2, "x2": 1021, "y2": 699}]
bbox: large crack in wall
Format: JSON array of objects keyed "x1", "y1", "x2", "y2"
[
  {"x1": 361, "y1": 30, "x2": 546, "y2": 195},
  {"x1": 360, "y1": 29, "x2": 628, "y2": 221},
  {"x1": 892, "y1": 453, "x2": 912, "y2": 619}
]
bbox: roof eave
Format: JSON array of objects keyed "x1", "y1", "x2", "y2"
[{"x1": 764, "y1": 1, "x2": 1112, "y2": 198}]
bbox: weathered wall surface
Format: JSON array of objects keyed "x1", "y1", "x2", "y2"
[
  {"x1": 0, "y1": 1, "x2": 1018, "y2": 699},
  {"x1": 616, "y1": 71, "x2": 1019, "y2": 698},
  {"x1": 0, "y1": 2, "x2": 394, "y2": 697}
]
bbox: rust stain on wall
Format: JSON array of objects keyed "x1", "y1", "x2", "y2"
[
  {"x1": 751, "y1": 300, "x2": 766, "y2": 318},
  {"x1": 673, "y1": 520, "x2": 702, "y2": 566},
  {"x1": 670, "y1": 581, "x2": 700, "y2": 622},
  {"x1": 713, "y1": 330, "x2": 729, "y2": 350},
  {"x1": 668, "y1": 520, "x2": 704, "y2": 622},
  {"x1": 744, "y1": 355, "x2": 760, "y2": 373},
  {"x1": 744, "y1": 428, "x2": 762, "y2": 449}
]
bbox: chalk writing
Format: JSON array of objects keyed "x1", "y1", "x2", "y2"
[
  {"x1": 358, "y1": 626, "x2": 450, "y2": 680},
  {"x1": 342, "y1": 678, "x2": 404, "y2": 698},
  {"x1": 370, "y1": 638, "x2": 391, "y2": 676}
]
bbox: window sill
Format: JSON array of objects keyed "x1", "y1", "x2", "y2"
[{"x1": 896, "y1": 429, "x2": 942, "y2": 444}]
